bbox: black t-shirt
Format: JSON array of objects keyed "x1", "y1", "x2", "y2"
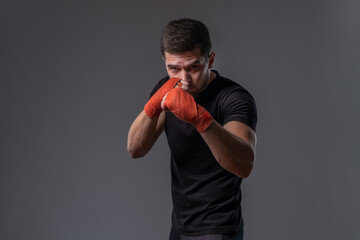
[{"x1": 150, "y1": 70, "x2": 257, "y2": 236}]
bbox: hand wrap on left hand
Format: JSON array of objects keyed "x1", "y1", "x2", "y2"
[{"x1": 162, "y1": 88, "x2": 212, "y2": 133}]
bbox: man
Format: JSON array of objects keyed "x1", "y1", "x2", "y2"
[{"x1": 127, "y1": 18, "x2": 257, "y2": 240}]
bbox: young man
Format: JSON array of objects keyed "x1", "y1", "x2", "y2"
[{"x1": 127, "y1": 18, "x2": 257, "y2": 240}]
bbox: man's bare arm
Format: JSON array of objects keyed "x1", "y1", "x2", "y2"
[
  {"x1": 200, "y1": 121, "x2": 257, "y2": 178},
  {"x1": 127, "y1": 77, "x2": 181, "y2": 158},
  {"x1": 127, "y1": 111, "x2": 165, "y2": 158},
  {"x1": 161, "y1": 87, "x2": 256, "y2": 178}
]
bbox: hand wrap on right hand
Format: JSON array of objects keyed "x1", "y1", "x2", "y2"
[{"x1": 144, "y1": 77, "x2": 181, "y2": 117}]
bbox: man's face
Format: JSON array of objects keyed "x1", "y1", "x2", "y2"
[{"x1": 163, "y1": 48, "x2": 215, "y2": 96}]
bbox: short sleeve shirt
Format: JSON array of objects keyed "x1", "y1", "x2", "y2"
[{"x1": 150, "y1": 70, "x2": 257, "y2": 236}]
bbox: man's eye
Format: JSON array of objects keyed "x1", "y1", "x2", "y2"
[{"x1": 190, "y1": 65, "x2": 200, "y2": 70}]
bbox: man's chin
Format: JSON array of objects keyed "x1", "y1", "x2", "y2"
[{"x1": 189, "y1": 88, "x2": 200, "y2": 97}]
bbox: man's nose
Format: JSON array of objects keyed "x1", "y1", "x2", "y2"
[{"x1": 180, "y1": 70, "x2": 190, "y2": 82}]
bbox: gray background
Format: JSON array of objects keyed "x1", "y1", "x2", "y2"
[{"x1": 1, "y1": 0, "x2": 359, "y2": 239}]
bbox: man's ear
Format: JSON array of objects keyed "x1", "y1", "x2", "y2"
[{"x1": 208, "y1": 52, "x2": 215, "y2": 68}]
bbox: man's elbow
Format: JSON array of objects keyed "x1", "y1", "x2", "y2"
[
  {"x1": 238, "y1": 162, "x2": 253, "y2": 178},
  {"x1": 219, "y1": 155, "x2": 254, "y2": 178},
  {"x1": 128, "y1": 150, "x2": 143, "y2": 159},
  {"x1": 236, "y1": 151, "x2": 255, "y2": 178},
  {"x1": 127, "y1": 142, "x2": 148, "y2": 159},
  {"x1": 234, "y1": 161, "x2": 253, "y2": 178}
]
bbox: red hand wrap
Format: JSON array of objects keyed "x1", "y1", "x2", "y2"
[
  {"x1": 144, "y1": 77, "x2": 181, "y2": 117},
  {"x1": 162, "y1": 88, "x2": 212, "y2": 133}
]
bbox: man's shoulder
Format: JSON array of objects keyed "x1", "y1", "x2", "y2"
[
  {"x1": 211, "y1": 71, "x2": 257, "y2": 131},
  {"x1": 155, "y1": 75, "x2": 170, "y2": 88},
  {"x1": 211, "y1": 71, "x2": 253, "y2": 98}
]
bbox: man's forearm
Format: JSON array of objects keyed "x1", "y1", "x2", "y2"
[
  {"x1": 127, "y1": 110, "x2": 165, "y2": 158},
  {"x1": 200, "y1": 121, "x2": 256, "y2": 178}
]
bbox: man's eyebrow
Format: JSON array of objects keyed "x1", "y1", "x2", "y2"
[
  {"x1": 167, "y1": 60, "x2": 202, "y2": 68},
  {"x1": 167, "y1": 64, "x2": 179, "y2": 68},
  {"x1": 188, "y1": 60, "x2": 201, "y2": 65}
]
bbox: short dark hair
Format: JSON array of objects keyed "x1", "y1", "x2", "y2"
[{"x1": 160, "y1": 18, "x2": 212, "y2": 58}]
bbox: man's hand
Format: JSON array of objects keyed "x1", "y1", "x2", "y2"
[
  {"x1": 161, "y1": 87, "x2": 212, "y2": 133},
  {"x1": 144, "y1": 77, "x2": 181, "y2": 117}
]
